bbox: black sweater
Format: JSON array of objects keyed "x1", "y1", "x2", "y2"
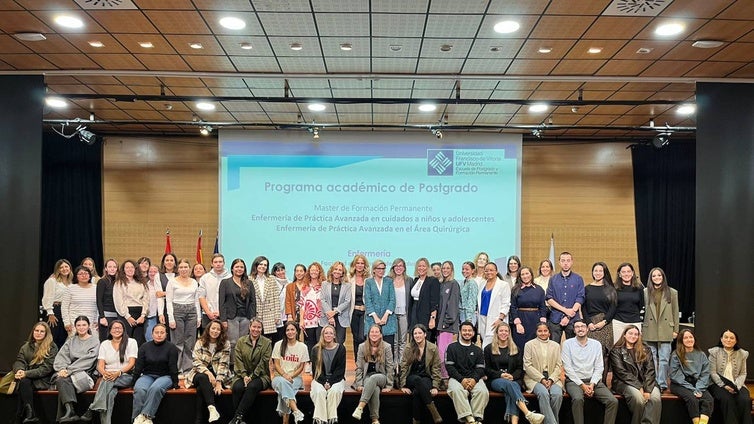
[
  {"x1": 133, "y1": 340, "x2": 180, "y2": 388},
  {"x1": 483, "y1": 344, "x2": 524, "y2": 384},
  {"x1": 445, "y1": 342, "x2": 485, "y2": 382}
]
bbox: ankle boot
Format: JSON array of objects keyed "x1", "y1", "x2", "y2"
[
  {"x1": 79, "y1": 409, "x2": 95, "y2": 423},
  {"x1": 427, "y1": 402, "x2": 443, "y2": 424},
  {"x1": 59, "y1": 402, "x2": 79, "y2": 423},
  {"x1": 22, "y1": 404, "x2": 39, "y2": 424}
]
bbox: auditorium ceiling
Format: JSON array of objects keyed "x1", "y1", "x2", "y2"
[{"x1": 2, "y1": 0, "x2": 753, "y2": 140}]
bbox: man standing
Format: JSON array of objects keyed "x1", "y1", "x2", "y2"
[
  {"x1": 561, "y1": 320, "x2": 618, "y2": 424},
  {"x1": 445, "y1": 321, "x2": 489, "y2": 424},
  {"x1": 199, "y1": 254, "x2": 230, "y2": 330},
  {"x1": 545, "y1": 252, "x2": 585, "y2": 341}
]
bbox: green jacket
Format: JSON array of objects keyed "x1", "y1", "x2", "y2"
[
  {"x1": 13, "y1": 341, "x2": 59, "y2": 390},
  {"x1": 232, "y1": 335, "x2": 271, "y2": 388}
]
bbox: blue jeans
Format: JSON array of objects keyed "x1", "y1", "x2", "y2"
[
  {"x1": 647, "y1": 342, "x2": 671, "y2": 389},
  {"x1": 532, "y1": 382, "x2": 563, "y2": 424},
  {"x1": 490, "y1": 378, "x2": 525, "y2": 420},
  {"x1": 145, "y1": 317, "x2": 158, "y2": 342},
  {"x1": 89, "y1": 374, "x2": 133, "y2": 424},
  {"x1": 132, "y1": 375, "x2": 174, "y2": 420},
  {"x1": 272, "y1": 375, "x2": 303, "y2": 415}
]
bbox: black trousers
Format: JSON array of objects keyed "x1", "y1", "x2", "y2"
[
  {"x1": 405, "y1": 374, "x2": 433, "y2": 419},
  {"x1": 126, "y1": 306, "x2": 147, "y2": 345},
  {"x1": 670, "y1": 382, "x2": 714, "y2": 418},
  {"x1": 232, "y1": 378, "x2": 267, "y2": 419},
  {"x1": 709, "y1": 384, "x2": 752, "y2": 424},
  {"x1": 351, "y1": 310, "x2": 366, "y2": 361}
]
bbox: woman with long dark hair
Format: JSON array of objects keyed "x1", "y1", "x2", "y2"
[
  {"x1": 478, "y1": 263, "x2": 510, "y2": 348},
  {"x1": 97, "y1": 259, "x2": 119, "y2": 342},
  {"x1": 583, "y1": 262, "x2": 617, "y2": 351},
  {"x1": 186, "y1": 319, "x2": 232, "y2": 424},
  {"x1": 509, "y1": 266, "x2": 547, "y2": 350},
  {"x1": 613, "y1": 263, "x2": 645, "y2": 344},
  {"x1": 670, "y1": 329, "x2": 713, "y2": 424},
  {"x1": 249, "y1": 256, "x2": 282, "y2": 343},
  {"x1": 352, "y1": 324, "x2": 394, "y2": 424},
  {"x1": 642, "y1": 267, "x2": 679, "y2": 391},
  {"x1": 400, "y1": 324, "x2": 442, "y2": 424},
  {"x1": 502, "y1": 255, "x2": 521, "y2": 288},
  {"x1": 62, "y1": 266, "x2": 99, "y2": 339},
  {"x1": 219, "y1": 258, "x2": 256, "y2": 358},
  {"x1": 271, "y1": 322, "x2": 308, "y2": 424},
  {"x1": 113, "y1": 259, "x2": 149, "y2": 345},
  {"x1": 609, "y1": 325, "x2": 661, "y2": 424},
  {"x1": 310, "y1": 325, "x2": 347, "y2": 424},
  {"x1": 42, "y1": 259, "x2": 73, "y2": 348},
  {"x1": 707, "y1": 329, "x2": 751, "y2": 424},
  {"x1": 52, "y1": 316, "x2": 99, "y2": 423},
  {"x1": 523, "y1": 323, "x2": 562, "y2": 424}
]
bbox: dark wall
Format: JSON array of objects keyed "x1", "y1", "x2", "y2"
[
  {"x1": 0, "y1": 76, "x2": 44, "y2": 367},
  {"x1": 696, "y1": 82, "x2": 754, "y2": 353}
]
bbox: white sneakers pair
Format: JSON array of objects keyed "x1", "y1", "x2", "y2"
[{"x1": 525, "y1": 411, "x2": 545, "y2": 424}]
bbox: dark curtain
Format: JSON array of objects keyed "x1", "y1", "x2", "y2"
[
  {"x1": 39, "y1": 131, "x2": 103, "y2": 298},
  {"x1": 631, "y1": 142, "x2": 695, "y2": 319}
]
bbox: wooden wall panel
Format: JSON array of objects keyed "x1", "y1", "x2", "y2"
[{"x1": 103, "y1": 137, "x2": 638, "y2": 278}]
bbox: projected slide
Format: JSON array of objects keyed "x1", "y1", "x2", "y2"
[{"x1": 219, "y1": 130, "x2": 521, "y2": 272}]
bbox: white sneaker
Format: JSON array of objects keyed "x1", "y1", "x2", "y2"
[
  {"x1": 292, "y1": 410, "x2": 305, "y2": 423},
  {"x1": 525, "y1": 412, "x2": 545, "y2": 424},
  {"x1": 133, "y1": 414, "x2": 146, "y2": 424},
  {"x1": 208, "y1": 405, "x2": 220, "y2": 422},
  {"x1": 141, "y1": 416, "x2": 154, "y2": 424},
  {"x1": 352, "y1": 407, "x2": 363, "y2": 420}
]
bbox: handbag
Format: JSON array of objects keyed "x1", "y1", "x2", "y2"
[{"x1": 0, "y1": 371, "x2": 17, "y2": 395}]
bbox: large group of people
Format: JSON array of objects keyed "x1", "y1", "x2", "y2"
[{"x1": 1, "y1": 251, "x2": 748, "y2": 424}]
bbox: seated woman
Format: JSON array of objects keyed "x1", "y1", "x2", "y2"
[
  {"x1": 80, "y1": 320, "x2": 138, "y2": 424},
  {"x1": 670, "y1": 329, "x2": 714, "y2": 424},
  {"x1": 229, "y1": 318, "x2": 272, "y2": 424},
  {"x1": 484, "y1": 322, "x2": 545, "y2": 424},
  {"x1": 609, "y1": 325, "x2": 661, "y2": 424},
  {"x1": 131, "y1": 324, "x2": 180, "y2": 424},
  {"x1": 707, "y1": 329, "x2": 751, "y2": 424},
  {"x1": 6, "y1": 322, "x2": 58, "y2": 424},
  {"x1": 52, "y1": 315, "x2": 99, "y2": 423},
  {"x1": 310, "y1": 325, "x2": 347, "y2": 424},
  {"x1": 523, "y1": 323, "x2": 563, "y2": 424},
  {"x1": 352, "y1": 324, "x2": 395, "y2": 424},
  {"x1": 400, "y1": 324, "x2": 442, "y2": 424},
  {"x1": 271, "y1": 322, "x2": 308, "y2": 424},
  {"x1": 185, "y1": 319, "x2": 232, "y2": 424}
]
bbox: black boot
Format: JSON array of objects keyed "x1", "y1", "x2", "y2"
[
  {"x1": 228, "y1": 415, "x2": 245, "y2": 424},
  {"x1": 58, "y1": 402, "x2": 79, "y2": 423},
  {"x1": 22, "y1": 404, "x2": 39, "y2": 424},
  {"x1": 79, "y1": 409, "x2": 95, "y2": 423}
]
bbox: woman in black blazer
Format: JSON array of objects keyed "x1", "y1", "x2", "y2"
[{"x1": 409, "y1": 258, "x2": 440, "y2": 341}]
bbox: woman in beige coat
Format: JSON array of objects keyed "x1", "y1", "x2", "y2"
[
  {"x1": 523, "y1": 322, "x2": 563, "y2": 424},
  {"x1": 641, "y1": 267, "x2": 679, "y2": 391}
]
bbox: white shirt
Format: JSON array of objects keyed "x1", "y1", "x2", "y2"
[
  {"x1": 411, "y1": 278, "x2": 424, "y2": 300},
  {"x1": 198, "y1": 269, "x2": 230, "y2": 314},
  {"x1": 165, "y1": 278, "x2": 200, "y2": 324},
  {"x1": 98, "y1": 338, "x2": 138, "y2": 372},
  {"x1": 42, "y1": 277, "x2": 68, "y2": 315}
]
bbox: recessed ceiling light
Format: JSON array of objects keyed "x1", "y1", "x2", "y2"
[
  {"x1": 88, "y1": 40, "x2": 104, "y2": 48},
  {"x1": 529, "y1": 103, "x2": 548, "y2": 113},
  {"x1": 290, "y1": 42, "x2": 303, "y2": 51},
  {"x1": 636, "y1": 47, "x2": 654, "y2": 54},
  {"x1": 538, "y1": 47, "x2": 552, "y2": 54},
  {"x1": 493, "y1": 20, "x2": 520, "y2": 34},
  {"x1": 418, "y1": 104, "x2": 437, "y2": 112},
  {"x1": 389, "y1": 44, "x2": 403, "y2": 52},
  {"x1": 587, "y1": 47, "x2": 603, "y2": 54},
  {"x1": 189, "y1": 42, "x2": 203, "y2": 49},
  {"x1": 339, "y1": 43, "x2": 352, "y2": 51},
  {"x1": 239, "y1": 42, "x2": 253, "y2": 50},
  {"x1": 13, "y1": 33, "x2": 46, "y2": 42},
  {"x1": 489, "y1": 46, "x2": 503, "y2": 52},
  {"x1": 440, "y1": 44, "x2": 453, "y2": 52},
  {"x1": 692, "y1": 40, "x2": 724, "y2": 49},
  {"x1": 655, "y1": 23, "x2": 684, "y2": 36},
  {"x1": 219, "y1": 16, "x2": 246, "y2": 30},
  {"x1": 54, "y1": 15, "x2": 84, "y2": 29},
  {"x1": 676, "y1": 104, "x2": 696, "y2": 115},
  {"x1": 45, "y1": 97, "x2": 67, "y2": 108},
  {"x1": 138, "y1": 41, "x2": 154, "y2": 48},
  {"x1": 196, "y1": 102, "x2": 215, "y2": 111},
  {"x1": 308, "y1": 103, "x2": 326, "y2": 112}
]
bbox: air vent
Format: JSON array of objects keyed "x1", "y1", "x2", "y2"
[
  {"x1": 603, "y1": 0, "x2": 673, "y2": 16},
  {"x1": 73, "y1": 0, "x2": 137, "y2": 9}
]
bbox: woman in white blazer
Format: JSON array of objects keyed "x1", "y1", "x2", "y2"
[
  {"x1": 477, "y1": 263, "x2": 511, "y2": 347},
  {"x1": 320, "y1": 261, "x2": 352, "y2": 344},
  {"x1": 523, "y1": 322, "x2": 563, "y2": 424}
]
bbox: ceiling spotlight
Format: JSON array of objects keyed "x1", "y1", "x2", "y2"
[
  {"x1": 239, "y1": 42, "x2": 253, "y2": 50},
  {"x1": 339, "y1": 43, "x2": 352, "y2": 51},
  {"x1": 538, "y1": 47, "x2": 552, "y2": 54},
  {"x1": 655, "y1": 23, "x2": 684, "y2": 36},
  {"x1": 571, "y1": 106, "x2": 579, "y2": 113},
  {"x1": 431, "y1": 128, "x2": 443, "y2": 139},
  {"x1": 219, "y1": 17, "x2": 246, "y2": 30},
  {"x1": 587, "y1": 47, "x2": 603, "y2": 54},
  {"x1": 200, "y1": 125, "x2": 212, "y2": 136},
  {"x1": 529, "y1": 103, "x2": 548, "y2": 113},
  {"x1": 636, "y1": 47, "x2": 653, "y2": 54},
  {"x1": 652, "y1": 132, "x2": 671, "y2": 149},
  {"x1": 138, "y1": 41, "x2": 154, "y2": 48},
  {"x1": 54, "y1": 15, "x2": 84, "y2": 29},
  {"x1": 164, "y1": 103, "x2": 173, "y2": 110},
  {"x1": 45, "y1": 97, "x2": 67, "y2": 108},
  {"x1": 13, "y1": 33, "x2": 46, "y2": 42},
  {"x1": 289, "y1": 42, "x2": 303, "y2": 51},
  {"x1": 494, "y1": 20, "x2": 520, "y2": 34},
  {"x1": 88, "y1": 40, "x2": 104, "y2": 48},
  {"x1": 418, "y1": 103, "x2": 437, "y2": 112},
  {"x1": 531, "y1": 129, "x2": 543, "y2": 139},
  {"x1": 389, "y1": 45, "x2": 403, "y2": 52},
  {"x1": 78, "y1": 129, "x2": 99, "y2": 145},
  {"x1": 311, "y1": 127, "x2": 320, "y2": 140},
  {"x1": 692, "y1": 40, "x2": 724, "y2": 49},
  {"x1": 308, "y1": 103, "x2": 326, "y2": 112},
  {"x1": 676, "y1": 104, "x2": 696, "y2": 115},
  {"x1": 189, "y1": 42, "x2": 203, "y2": 49},
  {"x1": 440, "y1": 44, "x2": 453, "y2": 52},
  {"x1": 195, "y1": 102, "x2": 215, "y2": 111}
]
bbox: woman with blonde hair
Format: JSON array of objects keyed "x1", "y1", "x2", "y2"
[
  {"x1": 352, "y1": 324, "x2": 395, "y2": 423},
  {"x1": 409, "y1": 258, "x2": 439, "y2": 339},
  {"x1": 472, "y1": 252, "x2": 489, "y2": 288},
  {"x1": 42, "y1": 259, "x2": 73, "y2": 348},
  {"x1": 321, "y1": 261, "x2": 352, "y2": 344},
  {"x1": 310, "y1": 325, "x2": 347, "y2": 424},
  {"x1": 609, "y1": 325, "x2": 661, "y2": 424},
  {"x1": 388, "y1": 258, "x2": 412, "y2": 372},
  {"x1": 365, "y1": 260, "x2": 396, "y2": 347},
  {"x1": 349, "y1": 255, "x2": 370, "y2": 359},
  {"x1": 81, "y1": 257, "x2": 101, "y2": 283}
]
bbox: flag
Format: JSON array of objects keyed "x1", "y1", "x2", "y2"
[
  {"x1": 164, "y1": 229, "x2": 172, "y2": 254},
  {"x1": 213, "y1": 231, "x2": 219, "y2": 255},
  {"x1": 196, "y1": 229, "x2": 203, "y2": 264},
  {"x1": 549, "y1": 233, "x2": 555, "y2": 266}
]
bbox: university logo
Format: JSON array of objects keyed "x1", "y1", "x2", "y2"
[{"x1": 427, "y1": 150, "x2": 453, "y2": 176}]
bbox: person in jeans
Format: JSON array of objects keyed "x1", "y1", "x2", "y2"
[
  {"x1": 271, "y1": 322, "x2": 308, "y2": 424},
  {"x1": 609, "y1": 325, "x2": 661, "y2": 424},
  {"x1": 131, "y1": 324, "x2": 180, "y2": 424},
  {"x1": 523, "y1": 323, "x2": 563, "y2": 424}
]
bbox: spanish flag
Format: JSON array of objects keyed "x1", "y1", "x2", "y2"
[{"x1": 196, "y1": 229, "x2": 203, "y2": 264}]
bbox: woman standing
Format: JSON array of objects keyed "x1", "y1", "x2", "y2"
[
  {"x1": 249, "y1": 256, "x2": 282, "y2": 344},
  {"x1": 81, "y1": 257, "x2": 101, "y2": 283},
  {"x1": 302, "y1": 262, "x2": 325, "y2": 355},
  {"x1": 113, "y1": 259, "x2": 150, "y2": 345},
  {"x1": 320, "y1": 261, "x2": 352, "y2": 344},
  {"x1": 707, "y1": 329, "x2": 751, "y2": 424},
  {"x1": 409, "y1": 258, "x2": 440, "y2": 340},
  {"x1": 132, "y1": 324, "x2": 180, "y2": 424},
  {"x1": 642, "y1": 267, "x2": 679, "y2": 391},
  {"x1": 400, "y1": 324, "x2": 443, "y2": 424},
  {"x1": 613, "y1": 263, "x2": 645, "y2": 344},
  {"x1": 166, "y1": 258, "x2": 201, "y2": 374},
  {"x1": 219, "y1": 258, "x2": 256, "y2": 357},
  {"x1": 534, "y1": 260, "x2": 553, "y2": 293},
  {"x1": 389, "y1": 258, "x2": 412, "y2": 372},
  {"x1": 310, "y1": 325, "x2": 347, "y2": 424},
  {"x1": 285, "y1": 264, "x2": 307, "y2": 325},
  {"x1": 97, "y1": 259, "x2": 119, "y2": 342},
  {"x1": 350, "y1": 256, "x2": 370, "y2": 360},
  {"x1": 583, "y1": 262, "x2": 617, "y2": 351},
  {"x1": 459, "y1": 262, "x2": 478, "y2": 327},
  {"x1": 473, "y1": 252, "x2": 489, "y2": 289},
  {"x1": 79, "y1": 320, "x2": 137, "y2": 424},
  {"x1": 7, "y1": 322, "x2": 58, "y2": 423},
  {"x1": 42, "y1": 259, "x2": 73, "y2": 348},
  {"x1": 271, "y1": 322, "x2": 308, "y2": 424},
  {"x1": 137, "y1": 257, "x2": 151, "y2": 282},
  {"x1": 365, "y1": 260, "x2": 397, "y2": 348},
  {"x1": 186, "y1": 319, "x2": 232, "y2": 424},
  {"x1": 157, "y1": 253, "x2": 178, "y2": 331},
  {"x1": 670, "y1": 329, "x2": 714, "y2": 424},
  {"x1": 352, "y1": 325, "x2": 395, "y2": 424},
  {"x1": 62, "y1": 266, "x2": 99, "y2": 339},
  {"x1": 484, "y1": 323, "x2": 545, "y2": 424},
  {"x1": 272, "y1": 262, "x2": 289, "y2": 343},
  {"x1": 437, "y1": 261, "x2": 460, "y2": 384},
  {"x1": 145, "y1": 265, "x2": 164, "y2": 342},
  {"x1": 477, "y1": 263, "x2": 511, "y2": 348},
  {"x1": 502, "y1": 256, "x2": 521, "y2": 288},
  {"x1": 609, "y1": 325, "x2": 661, "y2": 424},
  {"x1": 523, "y1": 323, "x2": 563, "y2": 424},
  {"x1": 510, "y1": 266, "x2": 547, "y2": 350},
  {"x1": 52, "y1": 316, "x2": 99, "y2": 423}
]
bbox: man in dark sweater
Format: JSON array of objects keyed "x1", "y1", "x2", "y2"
[{"x1": 445, "y1": 321, "x2": 489, "y2": 424}]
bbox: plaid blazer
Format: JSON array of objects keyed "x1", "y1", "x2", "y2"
[
  {"x1": 186, "y1": 339, "x2": 232, "y2": 387},
  {"x1": 253, "y1": 275, "x2": 282, "y2": 335}
]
